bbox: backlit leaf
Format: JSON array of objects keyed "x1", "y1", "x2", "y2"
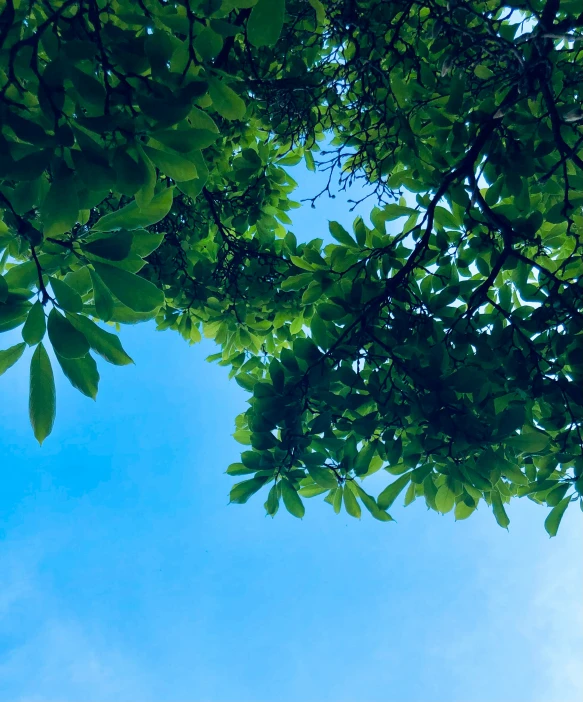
[
  {"x1": 47, "y1": 308, "x2": 90, "y2": 359},
  {"x1": 544, "y1": 496, "x2": 571, "y2": 537},
  {"x1": 91, "y1": 262, "x2": 164, "y2": 312},
  {"x1": 92, "y1": 188, "x2": 174, "y2": 232},
  {"x1": 66, "y1": 313, "x2": 133, "y2": 366},
  {"x1": 22, "y1": 301, "x2": 46, "y2": 345},
  {"x1": 49, "y1": 276, "x2": 83, "y2": 313},
  {"x1": 55, "y1": 351, "x2": 99, "y2": 399},
  {"x1": 281, "y1": 479, "x2": 305, "y2": 518},
  {"x1": 0, "y1": 342, "x2": 26, "y2": 376},
  {"x1": 29, "y1": 343, "x2": 55, "y2": 445}
]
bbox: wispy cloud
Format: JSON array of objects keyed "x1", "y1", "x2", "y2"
[
  {"x1": 524, "y1": 540, "x2": 583, "y2": 702},
  {"x1": 0, "y1": 538, "x2": 152, "y2": 702},
  {"x1": 1, "y1": 618, "x2": 151, "y2": 702},
  {"x1": 422, "y1": 506, "x2": 582, "y2": 702}
]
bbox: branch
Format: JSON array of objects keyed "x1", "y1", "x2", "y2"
[{"x1": 30, "y1": 245, "x2": 50, "y2": 304}]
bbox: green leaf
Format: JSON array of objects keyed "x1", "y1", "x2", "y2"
[
  {"x1": 0, "y1": 274, "x2": 8, "y2": 303},
  {"x1": 91, "y1": 262, "x2": 164, "y2": 312},
  {"x1": 383, "y1": 204, "x2": 416, "y2": 221},
  {"x1": 377, "y1": 472, "x2": 412, "y2": 510},
  {"x1": 0, "y1": 342, "x2": 26, "y2": 376},
  {"x1": 3, "y1": 261, "x2": 38, "y2": 289},
  {"x1": 226, "y1": 462, "x2": 256, "y2": 476},
  {"x1": 0, "y1": 300, "x2": 31, "y2": 331},
  {"x1": 66, "y1": 314, "x2": 133, "y2": 366},
  {"x1": 491, "y1": 489, "x2": 510, "y2": 529},
  {"x1": 247, "y1": 0, "x2": 285, "y2": 47},
  {"x1": 82, "y1": 231, "x2": 134, "y2": 261},
  {"x1": 343, "y1": 484, "x2": 362, "y2": 518},
  {"x1": 544, "y1": 496, "x2": 571, "y2": 537},
  {"x1": 474, "y1": 64, "x2": 494, "y2": 79},
  {"x1": 193, "y1": 26, "x2": 224, "y2": 60},
  {"x1": 332, "y1": 487, "x2": 343, "y2": 514},
  {"x1": 308, "y1": 0, "x2": 326, "y2": 24},
  {"x1": 329, "y1": 221, "x2": 357, "y2": 247},
  {"x1": 306, "y1": 465, "x2": 337, "y2": 489},
  {"x1": 135, "y1": 145, "x2": 156, "y2": 209},
  {"x1": 152, "y1": 128, "x2": 218, "y2": 152},
  {"x1": 47, "y1": 308, "x2": 90, "y2": 359},
  {"x1": 298, "y1": 484, "x2": 328, "y2": 497},
  {"x1": 264, "y1": 484, "x2": 280, "y2": 517},
  {"x1": 354, "y1": 484, "x2": 393, "y2": 522},
  {"x1": 29, "y1": 343, "x2": 56, "y2": 445},
  {"x1": 233, "y1": 429, "x2": 252, "y2": 445},
  {"x1": 64, "y1": 267, "x2": 92, "y2": 296},
  {"x1": 49, "y1": 276, "x2": 83, "y2": 313},
  {"x1": 454, "y1": 499, "x2": 477, "y2": 521},
  {"x1": 92, "y1": 188, "x2": 174, "y2": 232},
  {"x1": 22, "y1": 301, "x2": 46, "y2": 345},
  {"x1": 506, "y1": 431, "x2": 550, "y2": 454},
  {"x1": 281, "y1": 273, "x2": 312, "y2": 291},
  {"x1": 280, "y1": 479, "x2": 305, "y2": 518},
  {"x1": 89, "y1": 269, "x2": 115, "y2": 322},
  {"x1": 230, "y1": 476, "x2": 268, "y2": 504},
  {"x1": 435, "y1": 484, "x2": 456, "y2": 514},
  {"x1": 208, "y1": 77, "x2": 246, "y2": 121},
  {"x1": 55, "y1": 352, "x2": 99, "y2": 399},
  {"x1": 545, "y1": 482, "x2": 570, "y2": 507},
  {"x1": 130, "y1": 230, "x2": 164, "y2": 258},
  {"x1": 188, "y1": 107, "x2": 220, "y2": 133},
  {"x1": 404, "y1": 482, "x2": 417, "y2": 506},
  {"x1": 142, "y1": 145, "x2": 198, "y2": 182},
  {"x1": 41, "y1": 172, "x2": 79, "y2": 237},
  {"x1": 310, "y1": 314, "x2": 330, "y2": 350},
  {"x1": 500, "y1": 462, "x2": 529, "y2": 485}
]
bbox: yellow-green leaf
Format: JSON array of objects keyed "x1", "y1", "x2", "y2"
[
  {"x1": 281, "y1": 479, "x2": 305, "y2": 518},
  {"x1": 491, "y1": 489, "x2": 510, "y2": 529},
  {"x1": 92, "y1": 188, "x2": 174, "y2": 232},
  {"x1": 142, "y1": 145, "x2": 198, "y2": 181},
  {"x1": 435, "y1": 484, "x2": 456, "y2": 513},
  {"x1": 544, "y1": 496, "x2": 571, "y2": 537},
  {"x1": 377, "y1": 472, "x2": 412, "y2": 510},
  {"x1": 343, "y1": 484, "x2": 361, "y2": 518}
]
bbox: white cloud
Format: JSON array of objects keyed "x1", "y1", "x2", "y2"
[
  {"x1": 421, "y1": 504, "x2": 582, "y2": 702},
  {"x1": 0, "y1": 539, "x2": 152, "y2": 702},
  {"x1": 1, "y1": 618, "x2": 151, "y2": 702},
  {"x1": 522, "y1": 538, "x2": 583, "y2": 702}
]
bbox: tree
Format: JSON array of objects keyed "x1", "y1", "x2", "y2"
[{"x1": 0, "y1": 0, "x2": 581, "y2": 535}]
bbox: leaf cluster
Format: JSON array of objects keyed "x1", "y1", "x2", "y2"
[{"x1": 1, "y1": 0, "x2": 582, "y2": 534}]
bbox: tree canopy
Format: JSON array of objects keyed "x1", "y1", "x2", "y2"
[{"x1": 0, "y1": 0, "x2": 582, "y2": 534}]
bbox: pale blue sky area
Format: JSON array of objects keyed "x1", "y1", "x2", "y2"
[{"x1": 0, "y1": 164, "x2": 581, "y2": 702}]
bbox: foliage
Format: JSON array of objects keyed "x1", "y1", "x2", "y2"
[{"x1": 0, "y1": 0, "x2": 582, "y2": 534}]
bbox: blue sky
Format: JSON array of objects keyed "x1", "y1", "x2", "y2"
[{"x1": 0, "y1": 165, "x2": 581, "y2": 702}]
